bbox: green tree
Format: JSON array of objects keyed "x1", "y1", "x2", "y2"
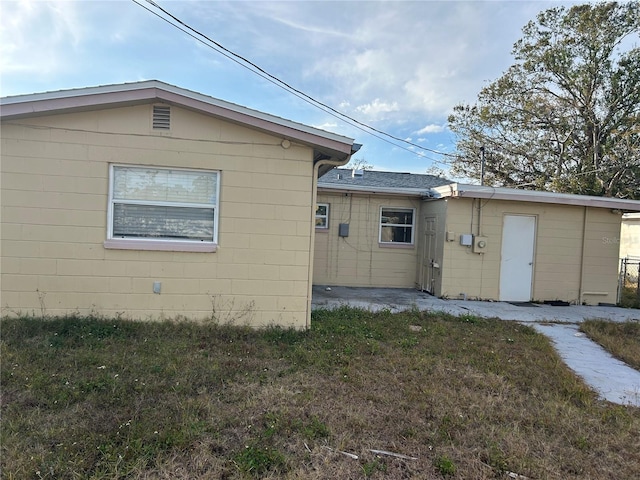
[{"x1": 448, "y1": 2, "x2": 640, "y2": 198}]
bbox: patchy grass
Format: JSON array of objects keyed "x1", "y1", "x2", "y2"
[
  {"x1": 2, "y1": 308, "x2": 640, "y2": 479},
  {"x1": 580, "y1": 320, "x2": 640, "y2": 370}
]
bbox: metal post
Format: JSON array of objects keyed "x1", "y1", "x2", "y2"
[
  {"x1": 636, "y1": 261, "x2": 640, "y2": 303},
  {"x1": 618, "y1": 258, "x2": 624, "y2": 304},
  {"x1": 480, "y1": 146, "x2": 485, "y2": 186}
]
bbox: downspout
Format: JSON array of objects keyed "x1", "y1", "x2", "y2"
[
  {"x1": 578, "y1": 206, "x2": 588, "y2": 304},
  {"x1": 478, "y1": 147, "x2": 485, "y2": 236},
  {"x1": 305, "y1": 145, "x2": 360, "y2": 329}
]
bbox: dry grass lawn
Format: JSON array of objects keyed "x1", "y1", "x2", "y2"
[
  {"x1": 2, "y1": 307, "x2": 640, "y2": 479},
  {"x1": 580, "y1": 319, "x2": 640, "y2": 370}
]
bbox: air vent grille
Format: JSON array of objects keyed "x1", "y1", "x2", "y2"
[{"x1": 153, "y1": 105, "x2": 171, "y2": 129}]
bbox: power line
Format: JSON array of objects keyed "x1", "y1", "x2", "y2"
[{"x1": 132, "y1": 0, "x2": 461, "y2": 164}]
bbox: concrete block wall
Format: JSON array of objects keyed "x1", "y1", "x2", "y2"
[
  {"x1": 436, "y1": 198, "x2": 621, "y2": 304},
  {"x1": 313, "y1": 191, "x2": 421, "y2": 287},
  {"x1": 1, "y1": 104, "x2": 315, "y2": 327}
]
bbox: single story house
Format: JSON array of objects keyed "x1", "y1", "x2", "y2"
[
  {"x1": 0, "y1": 81, "x2": 359, "y2": 328},
  {"x1": 3, "y1": 82, "x2": 639, "y2": 328},
  {"x1": 315, "y1": 170, "x2": 640, "y2": 305}
]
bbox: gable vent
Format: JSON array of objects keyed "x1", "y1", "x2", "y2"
[{"x1": 152, "y1": 105, "x2": 171, "y2": 130}]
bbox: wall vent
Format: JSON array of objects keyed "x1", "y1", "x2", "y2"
[{"x1": 152, "y1": 105, "x2": 171, "y2": 130}]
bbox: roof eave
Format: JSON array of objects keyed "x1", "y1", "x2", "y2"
[
  {"x1": 318, "y1": 184, "x2": 431, "y2": 197},
  {"x1": 0, "y1": 80, "x2": 356, "y2": 158},
  {"x1": 433, "y1": 183, "x2": 640, "y2": 212}
]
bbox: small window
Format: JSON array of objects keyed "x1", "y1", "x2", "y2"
[
  {"x1": 106, "y1": 165, "x2": 219, "y2": 251},
  {"x1": 316, "y1": 203, "x2": 329, "y2": 229},
  {"x1": 379, "y1": 207, "x2": 415, "y2": 244}
]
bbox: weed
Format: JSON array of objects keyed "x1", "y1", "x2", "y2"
[
  {"x1": 208, "y1": 294, "x2": 255, "y2": 325},
  {"x1": 457, "y1": 313, "x2": 480, "y2": 324},
  {"x1": 362, "y1": 458, "x2": 387, "y2": 476},
  {"x1": 482, "y1": 443, "x2": 508, "y2": 474},
  {"x1": 300, "y1": 416, "x2": 330, "y2": 440},
  {"x1": 398, "y1": 335, "x2": 420, "y2": 349},
  {"x1": 36, "y1": 289, "x2": 47, "y2": 317},
  {"x1": 234, "y1": 445, "x2": 287, "y2": 477},
  {"x1": 434, "y1": 455, "x2": 456, "y2": 475},
  {"x1": 574, "y1": 435, "x2": 590, "y2": 450}
]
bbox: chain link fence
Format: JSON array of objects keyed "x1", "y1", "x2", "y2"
[{"x1": 618, "y1": 257, "x2": 640, "y2": 308}]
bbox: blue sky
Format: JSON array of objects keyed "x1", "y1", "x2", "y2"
[{"x1": 0, "y1": 0, "x2": 582, "y2": 176}]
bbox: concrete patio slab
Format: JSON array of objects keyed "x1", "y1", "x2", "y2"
[{"x1": 312, "y1": 286, "x2": 640, "y2": 323}]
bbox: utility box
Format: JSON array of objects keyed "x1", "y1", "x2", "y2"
[
  {"x1": 460, "y1": 234, "x2": 473, "y2": 246},
  {"x1": 472, "y1": 235, "x2": 488, "y2": 253},
  {"x1": 338, "y1": 223, "x2": 350, "y2": 237}
]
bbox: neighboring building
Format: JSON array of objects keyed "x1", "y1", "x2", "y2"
[
  {"x1": 620, "y1": 213, "x2": 640, "y2": 260},
  {"x1": 0, "y1": 81, "x2": 358, "y2": 328},
  {"x1": 315, "y1": 172, "x2": 640, "y2": 305}
]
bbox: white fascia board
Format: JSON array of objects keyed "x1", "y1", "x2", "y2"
[
  {"x1": 0, "y1": 80, "x2": 355, "y2": 154},
  {"x1": 318, "y1": 184, "x2": 431, "y2": 197},
  {"x1": 432, "y1": 183, "x2": 640, "y2": 212}
]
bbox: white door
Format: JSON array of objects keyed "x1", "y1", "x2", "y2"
[{"x1": 499, "y1": 215, "x2": 536, "y2": 301}]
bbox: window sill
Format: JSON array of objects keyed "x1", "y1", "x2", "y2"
[
  {"x1": 104, "y1": 239, "x2": 217, "y2": 252},
  {"x1": 378, "y1": 242, "x2": 415, "y2": 249},
  {"x1": 315, "y1": 228, "x2": 329, "y2": 233}
]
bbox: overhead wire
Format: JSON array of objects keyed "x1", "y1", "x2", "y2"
[{"x1": 132, "y1": 0, "x2": 461, "y2": 164}]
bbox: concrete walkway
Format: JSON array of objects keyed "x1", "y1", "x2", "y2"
[{"x1": 312, "y1": 286, "x2": 640, "y2": 406}]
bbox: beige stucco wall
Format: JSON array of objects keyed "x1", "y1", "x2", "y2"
[
  {"x1": 435, "y1": 198, "x2": 621, "y2": 305},
  {"x1": 1, "y1": 103, "x2": 316, "y2": 327},
  {"x1": 313, "y1": 191, "x2": 421, "y2": 287}
]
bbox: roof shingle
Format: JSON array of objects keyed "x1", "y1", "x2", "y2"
[{"x1": 319, "y1": 168, "x2": 450, "y2": 190}]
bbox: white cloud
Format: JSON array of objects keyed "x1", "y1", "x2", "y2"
[
  {"x1": 0, "y1": 0, "x2": 580, "y2": 170},
  {"x1": 355, "y1": 98, "x2": 399, "y2": 120},
  {"x1": 313, "y1": 121, "x2": 339, "y2": 131},
  {"x1": 416, "y1": 124, "x2": 446, "y2": 135},
  {"x1": 0, "y1": 1, "x2": 83, "y2": 75}
]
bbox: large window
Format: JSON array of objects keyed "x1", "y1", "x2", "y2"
[
  {"x1": 379, "y1": 207, "x2": 415, "y2": 245},
  {"x1": 315, "y1": 203, "x2": 329, "y2": 229},
  {"x1": 107, "y1": 165, "x2": 219, "y2": 250}
]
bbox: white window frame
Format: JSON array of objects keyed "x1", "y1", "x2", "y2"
[
  {"x1": 104, "y1": 164, "x2": 220, "y2": 252},
  {"x1": 379, "y1": 206, "x2": 415, "y2": 245},
  {"x1": 315, "y1": 203, "x2": 329, "y2": 229}
]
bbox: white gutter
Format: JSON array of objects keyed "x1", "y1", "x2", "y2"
[{"x1": 317, "y1": 184, "x2": 432, "y2": 197}]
